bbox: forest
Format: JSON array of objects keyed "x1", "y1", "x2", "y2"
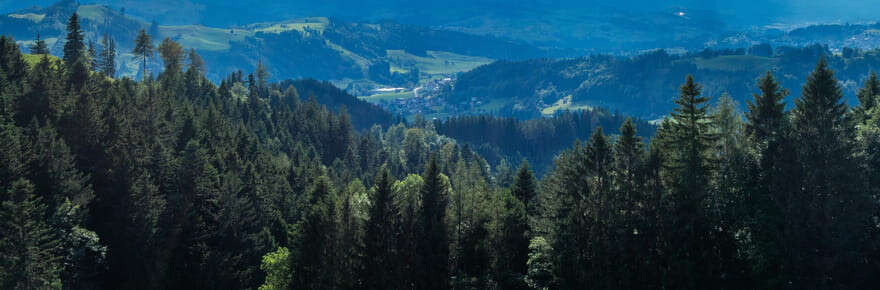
[
  {"x1": 444, "y1": 44, "x2": 880, "y2": 118},
  {"x1": 1, "y1": 13, "x2": 880, "y2": 290}
]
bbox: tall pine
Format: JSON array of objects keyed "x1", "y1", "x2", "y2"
[
  {"x1": 417, "y1": 157, "x2": 450, "y2": 290},
  {"x1": 790, "y1": 58, "x2": 871, "y2": 287}
]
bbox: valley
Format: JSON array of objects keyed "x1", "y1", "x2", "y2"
[{"x1": 2, "y1": 1, "x2": 880, "y2": 289}]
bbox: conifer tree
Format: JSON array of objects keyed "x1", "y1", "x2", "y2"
[
  {"x1": 133, "y1": 29, "x2": 154, "y2": 80},
  {"x1": 29, "y1": 32, "x2": 49, "y2": 55},
  {"x1": 363, "y1": 169, "x2": 400, "y2": 290},
  {"x1": 87, "y1": 41, "x2": 98, "y2": 71},
  {"x1": 790, "y1": 58, "x2": 870, "y2": 288},
  {"x1": 511, "y1": 160, "x2": 537, "y2": 217},
  {"x1": 744, "y1": 71, "x2": 798, "y2": 287},
  {"x1": 613, "y1": 118, "x2": 643, "y2": 211},
  {"x1": 99, "y1": 33, "x2": 116, "y2": 77},
  {"x1": 492, "y1": 191, "x2": 530, "y2": 289},
  {"x1": 62, "y1": 13, "x2": 85, "y2": 68},
  {"x1": 0, "y1": 179, "x2": 62, "y2": 290},
  {"x1": 291, "y1": 176, "x2": 338, "y2": 289},
  {"x1": 417, "y1": 157, "x2": 450, "y2": 290},
  {"x1": 857, "y1": 71, "x2": 880, "y2": 115},
  {"x1": 662, "y1": 75, "x2": 720, "y2": 288}
]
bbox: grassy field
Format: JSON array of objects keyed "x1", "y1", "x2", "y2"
[
  {"x1": 77, "y1": 5, "x2": 113, "y2": 24},
  {"x1": 691, "y1": 55, "x2": 777, "y2": 72},
  {"x1": 22, "y1": 54, "x2": 60, "y2": 68},
  {"x1": 159, "y1": 25, "x2": 253, "y2": 51},
  {"x1": 386, "y1": 50, "x2": 493, "y2": 75},
  {"x1": 250, "y1": 18, "x2": 329, "y2": 34},
  {"x1": 359, "y1": 90, "x2": 414, "y2": 102},
  {"x1": 541, "y1": 95, "x2": 593, "y2": 115}
]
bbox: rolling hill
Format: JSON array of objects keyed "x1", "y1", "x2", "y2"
[
  {"x1": 0, "y1": 0, "x2": 549, "y2": 93},
  {"x1": 428, "y1": 45, "x2": 880, "y2": 118}
]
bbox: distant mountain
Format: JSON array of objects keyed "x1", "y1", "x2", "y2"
[
  {"x1": 0, "y1": 0, "x2": 549, "y2": 90},
  {"x1": 429, "y1": 45, "x2": 880, "y2": 118}
]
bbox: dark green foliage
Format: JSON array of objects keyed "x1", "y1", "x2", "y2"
[
  {"x1": 417, "y1": 157, "x2": 450, "y2": 290},
  {"x1": 511, "y1": 161, "x2": 537, "y2": 217},
  {"x1": 133, "y1": 29, "x2": 153, "y2": 79},
  {"x1": 99, "y1": 33, "x2": 117, "y2": 77},
  {"x1": 291, "y1": 176, "x2": 338, "y2": 289},
  {"x1": 492, "y1": 192, "x2": 530, "y2": 290},
  {"x1": 62, "y1": 13, "x2": 85, "y2": 68},
  {"x1": 788, "y1": 58, "x2": 873, "y2": 288},
  {"x1": 362, "y1": 169, "x2": 400, "y2": 290},
  {"x1": 2, "y1": 28, "x2": 880, "y2": 290},
  {"x1": 0, "y1": 179, "x2": 62, "y2": 290},
  {"x1": 435, "y1": 111, "x2": 655, "y2": 175},
  {"x1": 29, "y1": 32, "x2": 49, "y2": 55}
]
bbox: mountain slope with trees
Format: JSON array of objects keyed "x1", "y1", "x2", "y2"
[
  {"x1": 1, "y1": 10, "x2": 880, "y2": 290},
  {"x1": 439, "y1": 44, "x2": 880, "y2": 118}
]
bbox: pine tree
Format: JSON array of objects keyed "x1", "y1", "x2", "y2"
[
  {"x1": 99, "y1": 33, "x2": 116, "y2": 77},
  {"x1": 62, "y1": 13, "x2": 89, "y2": 91},
  {"x1": 16, "y1": 56, "x2": 59, "y2": 125},
  {"x1": 255, "y1": 61, "x2": 270, "y2": 91},
  {"x1": 291, "y1": 176, "x2": 338, "y2": 289},
  {"x1": 29, "y1": 33, "x2": 49, "y2": 55},
  {"x1": 363, "y1": 169, "x2": 400, "y2": 290},
  {"x1": 743, "y1": 71, "x2": 799, "y2": 287},
  {"x1": 544, "y1": 141, "x2": 590, "y2": 288},
  {"x1": 856, "y1": 71, "x2": 880, "y2": 115},
  {"x1": 133, "y1": 29, "x2": 154, "y2": 80},
  {"x1": 662, "y1": 75, "x2": 720, "y2": 288},
  {"x1": 417, "y1": 157, "x2": 450, "y2": 290},
  {"x1": 0, "y1": 179, "x2": 62, "y2": 290},
  {"x1": 62, "y1": 13, "x2": 85, "y2": 67},
  {"x1": 790, "y1": 58, "x2": 871, "y2": 288},
  {"x1": 492, "y1": 191, "x2": 530, "y2": 289},
  {"x1": 87, "y1": 41, "x2": 98, "y2": 71},
  {"x1": 613, "y1": 118, "x2": 643, "y2": 211},
  {"x1": 511, "y1": 160, "x2": 537, "y2": 217},
  {"x1": 668, "y1": 75, "x2": 715, "y2": 196}
]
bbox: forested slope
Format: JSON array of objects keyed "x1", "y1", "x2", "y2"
[
  {"x1": 443, "y1": 44, "x2": 880, "y2": 118},
  {"x1": 2, "y1": 12, "x2": 880, "y2": 290}
]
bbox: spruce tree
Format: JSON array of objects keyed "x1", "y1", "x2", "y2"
[
  {"x1": 417, "y1": 157, "x2": 450, "y2": 290},
  {"x1": 62, "y1": 13, "x2": 89, "y2": 91},
  {"x1": 62, "y1": 13, "x2": 85, "y2": 67},
  {"x1": 87, "y1": 41, "x2": 98, "y2": 71},
  {"x1": 857, "y1": 71, "x2": 880, "y2": 114},
  {"x1": 29, "y1": 32, "x2": 49, "y2": 55},
  {"x1": 662, "y1": 75, "x2": 720, "y2": 288},
  {"x1": 493, "y1": 191, "x2": 530, "y2": 290},
  {"x1": 133, "y1": 29, "x2": 154, "y2": 80},
  {"x1": 363, "y1": 169, "x2": 400, "y2": 290},
  {"x1": 291, "y1": 176, "x2": 338, "y2": 289},
  {"x1": 511, "y1": 160, "x2": 537, "y2": 217},
  {"x1": 743, "y1": 71, "x2": 798, "y2": 287},
  {"x1": 99, "y1": 33, "x2": 116, "y2": 77},
  {"x1": 790, "y1": 58, "x2": 870, "y2": 288},
  {"x1": 0, "y1": 179, "x2": 62, "y2": 290},
  {"x1": 613, "y1": 118, "x2": 643, "y2": 210}
]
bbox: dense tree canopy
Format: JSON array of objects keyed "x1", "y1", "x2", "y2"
[{"x1": 1, "y1": 21, "x2": 879, "y2": 290}]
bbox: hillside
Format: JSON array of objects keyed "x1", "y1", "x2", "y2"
[
  {"x1": 1, "y1": 0, "x2": 549, "y2": 92},
  {"x1": 421, "y1": 44, "x2": 880, "y2": 118}
]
